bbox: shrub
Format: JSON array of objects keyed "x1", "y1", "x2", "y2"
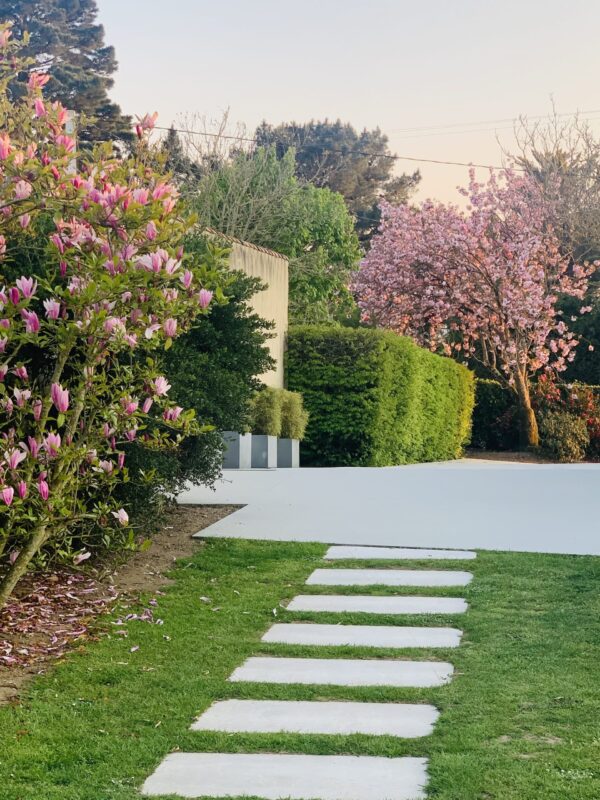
[
  {"x1": 250, "y1": 387, "x2": 283, "y2": 436},
  {"x1": 287, "y1": 326, "x2": 474, "y2": 466},
  {"x1": 280, "y1": 390, "x2": 309, "y2": 440},
  {"x1": 470, "y1": 380, "x2": 520, "y2": 450},
  {"x1": 539, "y1": 411, "x2": 590, "y2": 463}
]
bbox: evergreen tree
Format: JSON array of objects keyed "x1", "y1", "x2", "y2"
[
  {"x1": 255, "y1": 119, "x2": 420, "y2": 243},
  {"x1": 2, "y1": 0, "x2": 131, "y2": 145}
]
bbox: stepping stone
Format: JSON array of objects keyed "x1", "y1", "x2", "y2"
[
  {"x1": 142, "y1": 752, "x2": 429, "y2": 799},
  {"x1": 325, "y1": 545, "x2": 476, "y2": 561},
  {"x1": 228, "y1": 656, "x2": 454, "y2": 687},
  {"x1": 306, "y1": 568, "x2": 473, "y2": 587},
  {"x1": 262, "y1": 622, "x2": 462, "y2": 648},
  {"x1": 287, "y1": 594, "x2": 468, "y2": 615},
  {"x1": 191, "y1": 699, "x2": 439, "y2": 737}
]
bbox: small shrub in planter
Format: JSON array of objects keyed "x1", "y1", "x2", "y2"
[
  {"x1": 279, "y1": 391, "x2": 309, "y2": 467},
  {"x1": 539, "y1": 411, "x2": 590, "y2": 463},
  {"x1": 249, "y1": 388, "x2": 282, "y2": 467}
]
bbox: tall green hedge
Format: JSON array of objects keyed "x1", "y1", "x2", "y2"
[{"x1": 286, "y1": 326, "x2": 475, "y2": 466}]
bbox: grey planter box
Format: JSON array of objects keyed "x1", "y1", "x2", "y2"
[
  {"x1": 251, "y1": 434, "x2": 277, "y2": 469},
  {"x1": 222, "y1": 431, "x2": 252, "y2": 470},
  {"x1": 277, "y1": 438, "x2": 300, "y2": 468}
]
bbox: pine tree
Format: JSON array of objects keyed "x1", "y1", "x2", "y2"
[{"x1": 2, "y1": 0, "x2": 131, "y2": 145}]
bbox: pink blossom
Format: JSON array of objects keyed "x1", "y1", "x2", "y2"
[
  {"x1": 0, "y1": 133, "x2": 11, "y2": 160},
  {"x1": 14, "y1": 180, "x2": 32, "y2": 200},
  {"x1": 99, "y1": 460, "x2": 113, "y2": 474},
  {"x1": 13, "y1": 366, "x2": 28, "y2": 380},
  {"x1": 2, "y1": 486, "x2": 14, "y2": 506},
  {"x1": 50, "y1": 233, "x2": 65, "y2": 254},
  {"x1": 117, "y1": 452, "x2": 125, "y2": 469},
  {"x1": 163, "y1": 318, "x2": 177, "y2": 337},
  {"x1": 37, "y1": 479, "x2": 49, "y2": 501},
  {"x1": 198, "y1": 289, "x2": 213, "y2": 309},
  {"x1": 0, "y1": 338, "x2": 6, "y2": 353},
  {"x1": 33, "y1": 399, "x2": 42, "y2": 421},
  {"x1": 5, "y1": 449, "x2": 26, "y2": 470},
  {"x1": 142, "y1": 397, "x2": 153, "y2": 413},
  {"x1": 17, "y1": 481, "x2": 27, "y2": 499},
  {"x1": 163, "y1": 406, "x2": 183, "y2": 421},
  {"x1": 19, "y1": 213, "x2": 31, "y2": 229},
  {"x1": 16, "y1": 276, "x2": 37, "y2": 299},
  {"x1": 125, "y1": 428, "x2": 137, "y2": 442},
  {"x1": 54, "y1": 135, "x2": 76, "y2": 152},
  {"x1": 144, "y1": 323, "x2": 161, "y2": 339},
  {"x1": 180, "y1": 270, "x2": 193, "y2": 290},
  {"x1": 122, "y1": 398, "x2": 139, "y2": 415},
  {"x1": 132, "y1": 188, "x2": 149, "y2": 205},
  {"x1": 43, "y1": 432, "x2": 61, "y2": 458},
  {"x1": 21, "y1": 310, "x2": 40, "y2": 334},
  {"x1": 9, "y1": 549, "x2": 20, "y2": 565},
  {"x1": 73, "y1": 551, "x2": 91, "y2": 565},
  {"x1": 26, "y1": 437, "x2": 40, "y2": 459},
  {"x1": 44, "y1": 298, "x2": 61, "y2": 319},
  {"x1": 51, "y1": 383, "x2": 69, "y2": 413},
  {"x1": 28, "y1": 72, "x2": 50, "y2": 90},
  {"x1": 34, "y1": 98, "x2": 46, "y2": 117},
  {"x1": 9, "y1": 287, "x2": 20, "y2": 304},
  {"x1": 13, "y1": 388, "x2": 31, "y2": 407},
  {"x1": 152, "y1": 376, "x2": 171, "y2": 396},
  {"x1": 0, "y1": 320, "x2": 9, "y2": 330},
  {"x1": 146, "y1": 221, "x2": 158, "y2": 240},
  {"x1": 112, "y1": 508, "x2": 129, "y2": 526},
  {"x1": 0, "y1": 365, "x2": 8, "y2": 382}
]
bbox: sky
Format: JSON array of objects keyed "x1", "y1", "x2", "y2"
[{"x1": 97, "y1": 0, "x2": 600, "y2": 203}]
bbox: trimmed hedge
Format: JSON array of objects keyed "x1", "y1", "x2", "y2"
[{"x1": 286, "y1": 326, "x2": 475, "y2": 466}]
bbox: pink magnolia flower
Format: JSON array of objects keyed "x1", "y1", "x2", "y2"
[
  {"x1": 180, "y1": 270, "x2": 193, "y2": 290},
  {"x1": 0, "y1": 365, "x2": 7, "y2": 382},
  {"x1": 54, "y1": 135, "x2": 76, "y2": 152},
  {"x1": 13, "y1": 388, "x2": 31, "y2": 407},
  {"x1": 132, "y1": 188, "x2": 149, "y2": 205},
  {"x1": 19, "y1": 213, "x2": 31, "y2": 229},
  {"x1": 9, "y1": 287, "x2": 20, "y2": 304},
  {"x1": 43, "y1": 432, "x2": 61, "y2": 458},
  {"x1": 122, "y1": 398, "x2": 139, "y2": 415},
  {"x1": 43, "y1": 298, "x2": 61, "y2": 320},
  {"x1": 28, "y1": 72, "x2": 50, "y2": 90},
  {"x1": 26, "y1": 437, "x2": 40, "y2": 459},
  {"x1": 9, "y1": 549, "x2": 20, "y2": 565},
  {"x1": 50, "y1": 233, "x2": 65, "y2": 254},
  {"x1": 16, "y1": 276, "x2": 37, "y2": 299},
  {"x1": 0, "y1": 338, "x2": 6, "y2": 353},
  {"x1": 22, "y1": 310, "x2": 40, "y2": 334},
  {"x1": 125, "y1": 428, "x2": 137, "y2": 442},
  {"x1": 2, "y1": 486, "x2": 14, "y2": 506},
  {"x1": 152, "y1": 376, "x2": 171, "y2": 397},
  {"x1": 73, "y1": 551, "x2": 91, "y2": 565},
  {"x1": 163, "y1": 318, "x2": 177, "y2": 337},
  {"x1": 14, "y1": 180, "x2": 32, "y2": 200},
  {"x1": 99, "y1": 460, "x2": 113, "y2": 474},
  {"x1": 13, "y1": 366, "x2": 28, "y2": 380},
  {"x1": 34, "y1": 98, "x2": 46, "y2": 117},
  {"x1": 0, "y1": 133, "x2": 11, "y2": 160},
  {"x1": 17, "y1": 481, "x2": 27, "y2": 499},
  {"x1": 163, "y1": 406, "x2": 183, "y2": 421},
  {"x1": 146, "y1": 221, "x2": 158, "y2": 240},
  {"x1": 142, "y1": 397, "x2": 153, "y2": 414},
  {"x1": 5, "y1": 449, "x2": 26, "y2": 470},
  {"x1": 144, "y1": 323, "x2": 161, "y2": 339},
  {"x1": 51, "y1": 383, "x2": 69, "y2": 413},
  {"x1": 198, "y1": 289, "x2": 213, "y2": 309},
  {"x1": 33, "y1": 399, "x2": 42, "y2": 421},
  {"x1": 112, "y1": 508, "x2": 129, "y2": 526},
  {"x1": 117, "y1": 452, "x2": 125, "y2": 469},
  {"x1": 37, "y1": 479, "x2": 49, "y2": 501}
]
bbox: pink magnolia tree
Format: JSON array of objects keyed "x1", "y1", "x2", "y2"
[
  {"x1": 354, "y1": 169, "x2": 595, "y2": 447},
  {"x1": 0, "y1": 29, "x2": 218, "y2": 608}
]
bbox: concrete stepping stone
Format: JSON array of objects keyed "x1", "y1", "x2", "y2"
[
  {"x1": 307, "y1": 568, "x2": 473, "y2": 587},
  {"x1": 142, "y1": 752, "x2": 429, "y2": 799},
  {"x1": 287, "y1": 594, "x2": 468, "y2": 615},
  {"x1": 262, "y1": 622, "x2": 462, "y2": 648},
  {"x1": 228, "y1": 656, "x2": 454, "y2": 687},
  {"x1": 325, "y1": 545, "x2": 476, "y2": 561},
  {"x1": 191, "y1": 698, "x2": 439, "y2": 737}
]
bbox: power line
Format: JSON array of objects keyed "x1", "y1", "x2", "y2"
[
  {"x1": 154, "y1": 125, "x2": 525, "y2": 172},
  {"x1": 388, "y1": 108, "x2": 600, "y2": 134}
]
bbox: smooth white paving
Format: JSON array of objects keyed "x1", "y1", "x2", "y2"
[
  {"x1": 182, "y1": 462, "x2": 600, "y2": 556},
  {"x1": 191, "y1": 699, "x2": 440, "y2": 737},
  {"x1": 287, "y1": 594, "x2": 468, "y2": 615},
  {"x1": 325, "y1": 546, "x2": 477, "y2": 560},
  {"x1": 141, "y1": 753, "x2": 429, "y2": 799},
  {"x1": 228, "y1": 656, "x2": 454, "y2": 687},
  {"x1": 262, "y1": 622, "x2": 462, "y2": 648},
  {"x1": 306, "y1": 568, "x2": 473, "y2": 587}
]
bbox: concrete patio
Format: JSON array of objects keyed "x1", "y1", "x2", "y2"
[{"x1": 179, "y1": 460, "x2": 600, "y2": 556}]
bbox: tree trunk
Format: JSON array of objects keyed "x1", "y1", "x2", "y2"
[
  {"x1": 514, "y1": 372, "x2": 539, "y2": 449},
  {"x1": 0, "y1": 525, "x2": 49, "y2": 611}
]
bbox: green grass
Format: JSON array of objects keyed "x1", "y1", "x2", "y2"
[{"x1": 0, "y1": 539, "x2": 599, "y2": 799}]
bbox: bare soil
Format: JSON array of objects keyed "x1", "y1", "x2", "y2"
[
  {"x1": 0, "y1": 504, "x2": 237, "y2": 705},
  {"x1": 465, "y1": 448, "x2": 553, "y2": 464}
]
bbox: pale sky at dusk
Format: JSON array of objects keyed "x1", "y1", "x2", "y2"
[{"x1": 97, "y1": 0, "x2": 600, "y2": 203}]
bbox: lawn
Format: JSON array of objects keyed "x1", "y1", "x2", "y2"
[{"x1": 0, "y1": 537, "x2": 599, "y2": 799}]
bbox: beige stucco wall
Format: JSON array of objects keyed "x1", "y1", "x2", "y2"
[{"x1": 228, "y1": 241, "x2": 289, "y2": 388}]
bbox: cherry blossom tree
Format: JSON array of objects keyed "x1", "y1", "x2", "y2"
[
  {"x1": 0, "y1": 28, "x2": 219, "y2": 608},
  {"x1": 354, "y1": 169, "x2": 594, "y2": 447}
]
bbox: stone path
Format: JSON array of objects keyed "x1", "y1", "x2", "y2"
[{"x1": 142, "y1": 544, "x2": 475, "y2": 799}]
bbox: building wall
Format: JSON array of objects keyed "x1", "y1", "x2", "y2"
[{"x1": 228, "y1": 241, "x2": 289, "y2": 388}]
